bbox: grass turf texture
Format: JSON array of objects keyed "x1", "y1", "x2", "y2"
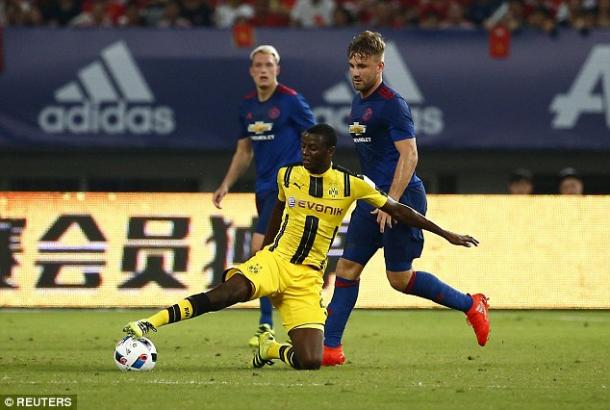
[{"x1": 0, "y1": 309, "x2": 609, "y2": 410}]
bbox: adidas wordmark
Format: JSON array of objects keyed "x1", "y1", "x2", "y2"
[{"x1": 38, "y1": 41, "x2": 175, "y2": 135}]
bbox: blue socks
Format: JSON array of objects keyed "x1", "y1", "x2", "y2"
[
  {"x1": 259, "y1": 296, "x2": 273, "y2": 326},
  {"x1": 324, "y1": 271, "x2": 472, "y2": 348},
  {"x1": 324, "y1": 277, "x2": 360, "y2": 347},
  {"x1": 405, "y1": 271, "x2": 473, "y2": 312}
]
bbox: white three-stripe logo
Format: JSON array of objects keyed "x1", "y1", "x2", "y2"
[{"x1": 54, "y1": 41, "x2": 154, "y2": 103}]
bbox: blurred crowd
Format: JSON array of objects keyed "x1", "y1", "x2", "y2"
[
  {"x1": 508, "y1": 167, "x2": 586, "y2": 195},
  {"x1": 0, "y1": 0, "x2": 609, "y2": 33}
]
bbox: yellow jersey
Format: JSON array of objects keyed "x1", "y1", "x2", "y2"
[{"x1": 267, "y1": 163, "x2": 388, "y2": 270}]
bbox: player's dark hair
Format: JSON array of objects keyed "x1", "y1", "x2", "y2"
[
  {"x1": 348, "y1": 31, "x2": 385, "y2": 59},
  {"x1": 304, "y1": 124, "x2": 337, "y2": 148}
]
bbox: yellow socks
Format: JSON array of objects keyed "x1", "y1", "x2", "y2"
[{"x1": 147, "y1": 298, "x2": 194, "y2": 329}]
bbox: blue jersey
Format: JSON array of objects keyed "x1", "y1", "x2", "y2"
[
  {"x1": 347, "y1": 82, "x2": 421, "y2": 190},
  {"x1": 239, "y1": 84, "x2": 315, "y2": 194}
]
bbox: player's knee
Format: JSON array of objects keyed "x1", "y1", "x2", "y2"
[
  {"x1": 387, "y1": 270, "x2": 413, "y2": 292},
  {"x1": 336, "y1": 259, "x2": 363, "y2": 281},
  {"x1": 388, "y1": 277, "x2": 406, "y2": 291},
  {"x1": 297, "y1": 355, "x2": 322, "y2": 370}
]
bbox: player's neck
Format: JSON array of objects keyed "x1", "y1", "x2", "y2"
[
  {"x1": 360, "y1": 77, "x2": 383, "y2": 99},
  {"x1": 257, "y1": 83, "x2": 278, "y2": 102},
  {"x1": 307, "y1": 162, "x2": 332, "y2": 176}
]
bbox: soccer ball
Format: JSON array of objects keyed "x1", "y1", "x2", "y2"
[{"x1": 114, "y1": 336, "x2": 157, "y2": 371}]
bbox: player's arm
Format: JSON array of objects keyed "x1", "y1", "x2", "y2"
[
  {"x1": 373, "y1": 138, "x2": 418, "y2": 230},
  {"x1": 389, "y1": 138, "x2": 418, "y2": 200},
  {"x1": 213, "y1": 138, "x2": 253, "y2": 209},
  {"x1": 380, "y1": 198, "x2": 479, "y2": 247},
  {"x1": 262, "y1": 200, "x2": 286, "y2": 247},
  {"x1": 291, "y1": 93, "x2": 316, "y2": 131}
]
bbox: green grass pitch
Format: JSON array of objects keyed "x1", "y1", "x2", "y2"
[{"x1": 1, "y1": 309, "x2": 609, "y2": 410}]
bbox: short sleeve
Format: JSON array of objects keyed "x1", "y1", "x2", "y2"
[
  {"x1": 350, "y1": 174, "x2": 388, "y2": 208},
  {"x1": 276, "y1": 168, "x2": 286, "y2": 201},
  {"x1": 290, "y1": 93, "x2": 316, "y2": 133},
  {"x1": 384, "y1": 97, "x2": 415, "y2": 142}
]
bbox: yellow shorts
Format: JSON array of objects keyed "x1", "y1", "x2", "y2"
[{"x1": 224, "y1": 248, "x2": 326, "y2": 333}]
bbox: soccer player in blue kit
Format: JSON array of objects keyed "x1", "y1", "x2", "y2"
[
  {"x1": 213, "y1": 45, "x2": 315, "y2": 347},
  {"x1": 322, "y1": 31, "x2": 490, "y2": 366}
]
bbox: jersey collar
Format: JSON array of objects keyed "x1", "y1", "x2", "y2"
[
  {"x1": 359, "y1": 81, "x2": 385, "y2": 102},
  {"x1": 306, "y1": 162, "x2": 333, "y2": 177}
]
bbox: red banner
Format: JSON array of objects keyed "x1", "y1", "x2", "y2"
[
  {"x1": 233, "y1": 22, "x2": 255, "y2": 49},
  {"x1": 489, "y1": 25, "x2": 510, "y2": 59}
]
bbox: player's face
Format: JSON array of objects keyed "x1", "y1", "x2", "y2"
[
  {"x1": 301, "y1": 133, "x2": 334, "y2": 174},
  {"x1": 508, "y1": 180, "x2": 533, "y2": 195},
  {"x1": 250, "y1": 52, "x2": 279, "y2": 90},
  {"x1": 559, "y1": 177, "x2": 584, "y2": 195},
  {"x1": 348, "y1": 53, "x2": 384, "y2": 96}
]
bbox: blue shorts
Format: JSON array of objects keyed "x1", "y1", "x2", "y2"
[
  {"x1": 342, "y1": 183, "x2": 427, "y2": 272},
  {"x1": 254, "y1": 189, "x2": 278, "y2": 235}
]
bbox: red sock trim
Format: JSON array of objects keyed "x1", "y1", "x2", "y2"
[{"x1": 334, "y1": 277, "x2": 360, "y2": 288}]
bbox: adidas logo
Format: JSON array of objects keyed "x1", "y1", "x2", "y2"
[
  {"x1": 38, "y1": 41, "x2": 175, "y2": 135},
  {"x1": 312, "y1": 42, "x2": 444, "y2": 136}
]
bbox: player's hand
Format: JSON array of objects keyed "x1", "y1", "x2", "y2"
[
  {"x1": 444, "y1": 232, "x2": 479, "y2": 248},
  {"x1": 370, "y1": 209, "x2": 396, "y2": 233},
  {"x1": 212, "y1": 185, "x2": 229, "y2": 209}
]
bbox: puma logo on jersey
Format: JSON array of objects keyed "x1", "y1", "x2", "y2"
[{"x1": 292, "y1": 182, "x2": 303, "y2": 190}]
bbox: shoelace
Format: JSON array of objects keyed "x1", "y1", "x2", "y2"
[
  {"x1": 252, "y1": 353, "x2": 274, "y2": 368},
  {"x1": 138, "y1": 322, "x2": 157, "y2": 334}
]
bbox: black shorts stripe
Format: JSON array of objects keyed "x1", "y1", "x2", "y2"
[
  {"x1": 284, "y1": 166, "x2": 294, "y2": 188},
  {"x1": 309, "y1": 176, "x2": 323, "y2": 198},
  {"x1": 269, "y1": 214, "x2": 289, "y2": 251},
  {"x1": 291, "y1": 215, "x2": 319, "y2": 264}
]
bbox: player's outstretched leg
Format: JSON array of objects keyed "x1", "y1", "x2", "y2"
[
  {"x1": 123, "y1": 274, "x2": 252, "y2": 337},
  {"x1": 249, "y1": 297, "x2": 275, "y2": 348},
  {"x1": 399, "y1": 270, "x2": 490, "y2": 346}
]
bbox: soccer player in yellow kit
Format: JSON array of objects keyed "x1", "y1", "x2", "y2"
[{"x1": 123, "y1": 124, "x2": 478, "y2": 370}]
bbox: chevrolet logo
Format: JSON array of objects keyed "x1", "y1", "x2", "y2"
[
  {"x1": 348, "y1": 122, "x2": 367, "y2": 136},
  {"x1": 248, "y1": 121, "x2": 273, "y2": 135}
]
